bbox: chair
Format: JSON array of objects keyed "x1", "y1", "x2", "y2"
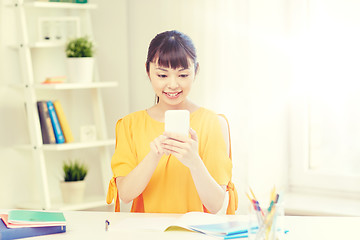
[{"x1": 217, "y1": 114, "x2": 238, "y2": 214}]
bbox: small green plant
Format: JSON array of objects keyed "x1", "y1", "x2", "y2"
[
  {"x1": 63, "y1": 160, "x2": 88, "y2": 182},
  {"x1": 65, "y1": 36, "x2": 94, "y2": 58}
]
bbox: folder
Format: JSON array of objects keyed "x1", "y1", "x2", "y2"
[{"x1": 0, "y1": 217, "x2": 66, "y2": 240}]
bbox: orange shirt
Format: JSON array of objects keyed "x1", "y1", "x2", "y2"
[{"x1": 107, "y1": 107, "x2": 234, "y2": 213}]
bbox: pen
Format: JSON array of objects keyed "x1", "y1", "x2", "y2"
[
  {"x1": 254, "y1": 201, "x2": 264, "y2": 224},
  {"x1": 249, "y1": 187, "x2": 258, "y2": 202},
  {"x1": 269, "y1": 186, "x2": 276, "y2": 206},
  {"x1": 245, "y1": 192, "x2": 252, "y2": 202},
  {"x1": 105, "y1": 219, "x2": 110, "y2": 231}
]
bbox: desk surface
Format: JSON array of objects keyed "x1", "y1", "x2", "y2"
[{"x1": 1, "y1": 210, "x2": 359, "y2": 240}]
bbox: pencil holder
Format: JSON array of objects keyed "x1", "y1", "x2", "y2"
[{"x1": 247, "y1": 198, "x2": 286, "y2": 240}]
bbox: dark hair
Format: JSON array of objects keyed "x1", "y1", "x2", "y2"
[{"x1": 146, "y1": 30, "x2": 198, "y2": 73}]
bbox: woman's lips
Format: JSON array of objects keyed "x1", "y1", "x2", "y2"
[{"x1": 163, "y1": 91, "x2": 182, "y2": 99}]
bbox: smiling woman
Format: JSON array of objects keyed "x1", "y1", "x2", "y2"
[{"x1": 106, "y1": 30, "x2": 238, "y2": 214}]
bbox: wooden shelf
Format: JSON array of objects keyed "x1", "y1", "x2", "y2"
[
  {"x1": 34, "y1": 81, "x2": 118, "y2": 90},
  {"x1": 11, "y1": 81, "x2": 118, "y2": 90},
  {"x1": 8, "y1": 41, "x2": 65, "y2": 49},
  {"x1": 43, "y1": 139, "x2": 115, "y2": 151},
  {"x1": 17, "y1": 195, "x2": 108, "y2": 211},
  {"x1": 30, "y1": 41, "x2": 66, "y2": 48},
  {"x1": 17, "y1": 139, "x2": 115, "y2": 151},
  {"x1": 13, "y1": 0, "x2": 112, "y2": 211},
  {"x1": 12, "y1": 41, "x2": 101, "y2": 49},
  {"x1": 23, "y1": 2, "x2": 97, "y2": 10}
]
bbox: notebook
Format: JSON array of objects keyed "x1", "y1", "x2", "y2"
[
  {"x1": 0, "y1": 214, "x2": 65, "y2": 228},
  {"x1": 0, "y1": 217, "x2": 66, "y2": 240},
  {"x1": 7, "y1": 210, "x2": 66, "y2": 225},
  {"x1": 111, "y1": 211, "x2": 255, "y2": 238}
]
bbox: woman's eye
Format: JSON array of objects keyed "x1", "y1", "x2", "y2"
[
  {"x1": 179, "y1": 74, "x2": 188, "y2": 78},
  {"x1": 158, "y1": 74, "x2": 167, "y2": 78}
]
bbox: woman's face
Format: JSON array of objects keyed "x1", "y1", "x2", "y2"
[{"x1": 148, "y1": 59, "x2": 196, "y2": 108}]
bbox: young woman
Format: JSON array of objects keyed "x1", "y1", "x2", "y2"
[{"x1": 106, "y1": 30, "x2": 237, "y2": 214}]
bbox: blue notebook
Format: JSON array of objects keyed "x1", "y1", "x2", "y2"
[
  {"x1": 47, "y1": 101, "x2": 65, "y2": 144},
  {"x1": 186, "y1": 221, "x2": 258, "y2": 238},
  {"x1": 0, "y1": 218, "x2": 66, "y2": 240}
]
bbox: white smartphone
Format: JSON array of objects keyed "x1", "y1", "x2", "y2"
[{"x1": 164, "y1": 110, "x2": 190, "y2": 136}]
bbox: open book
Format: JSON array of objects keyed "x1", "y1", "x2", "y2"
[{"x1": 111, "y1": 212, "x2": 256, "y2": 239}]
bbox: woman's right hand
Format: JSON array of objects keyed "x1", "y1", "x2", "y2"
[
  {"x1": 117, "y1": 134, "x2": 168, "y2": 203},
  {"x1": 150, "y1": 134, "x2": 167, "y2": 158}
]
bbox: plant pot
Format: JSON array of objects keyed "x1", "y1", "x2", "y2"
[
  {"x1": 60, "y1": 180, "x2": 86, "y2": 204},
  {"x1": 66, "y1": 57, "x2": 94, "y2": 83}
]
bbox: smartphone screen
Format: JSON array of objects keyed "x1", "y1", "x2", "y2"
[{"x1": 164, "y1": 110, "x2": 190, "y2": 136}]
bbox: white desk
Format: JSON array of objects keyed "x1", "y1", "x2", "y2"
[{"x1": 2, "y1": 211, "x2": 360, "y2": 239}]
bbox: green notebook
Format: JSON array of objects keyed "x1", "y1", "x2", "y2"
[{"x1": 8, "y1": 210, "x2": 66, "y2": 225}]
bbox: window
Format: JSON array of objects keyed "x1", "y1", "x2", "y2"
[{"x1": 289, "y1": 0, "x2": 360, "y2": 195}]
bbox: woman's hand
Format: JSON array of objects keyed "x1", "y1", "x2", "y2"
[
  {"x1": 162, "y1": 128, "x2": 202, "y2": 169},
  {"x1": 150, "y1": 134, "x2": 168, "y2": 159}
]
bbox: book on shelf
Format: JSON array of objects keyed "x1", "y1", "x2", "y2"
[
  {"x1": 49, "y1": 0, "x2": 88, "y2": 3},
  {"x1": 42, "y1": 76, "x2": 66, "y2": 84},
  {"x1": 0, "y1": 210, "x2": 66, "y2": 240},
  {"x1": 47, "y1": 101, "x2": 65, "y2": 144},
  {"x1": 53, "y1": 100, "x2": 74, "y2": 143},
  {"x1": 37, "y1": 101, "x2": 56, "y2": 144}
]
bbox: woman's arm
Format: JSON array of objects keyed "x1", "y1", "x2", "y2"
[
  {"x1": 189, "y1": 157, "x2": 227, "y2": 213},
  {"x1": 116, "y1": 135, "x2": 166, "y2": 203},
  {"x1": 162, "y1": 128, "x2": 227, "y2": 213}
]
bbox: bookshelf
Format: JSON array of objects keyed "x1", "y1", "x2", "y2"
[{"x1": 9, "y1": 1, "x2": 115, "y2": 210}]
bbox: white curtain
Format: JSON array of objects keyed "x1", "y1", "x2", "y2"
[
  {"x1": 125, "y1": 0, "x2": 292, "y2": 212},
  {"x1": 292, "y1": 0, "x2": 360, "y2": 175}
]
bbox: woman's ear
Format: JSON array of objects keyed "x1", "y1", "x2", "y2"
[
  {"x1": 145, "y1": 63, "x2": 151, "y2": 79},
  {"x1": 195, "y1": 62, "x2": 200, "y2": 76}
]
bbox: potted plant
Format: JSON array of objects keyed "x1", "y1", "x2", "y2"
[
  {"x1": 65, "y1": 36, "x2": 95, "y2": 83},
  {"x1": 60, "y1": 160, "x2": 88, "y2": 204}
]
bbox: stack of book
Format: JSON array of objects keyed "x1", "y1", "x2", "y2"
[
  {"x1": 37, "y1": 100, "x2": 74, "y2": 144},
  {"x1": 0, "y1": 210, "x2": 66, "y2": 240},
  {"x1": 48, "y1": 0, "x2": 88, "y2": 3}
]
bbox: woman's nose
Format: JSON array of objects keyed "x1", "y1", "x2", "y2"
[{"x1": 167, "y1": 77, "x2": 179, "y2": 89}]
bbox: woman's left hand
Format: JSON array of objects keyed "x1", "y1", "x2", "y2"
[{"x1": 162, "y1": 128, "x2": 202, "y2": 170}]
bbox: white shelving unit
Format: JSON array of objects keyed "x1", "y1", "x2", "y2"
[{"x1": 9, "y1": 0, "x2": 115, "y2": 210}]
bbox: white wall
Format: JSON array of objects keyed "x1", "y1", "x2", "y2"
[
  {"x1": 107, "y1": 0, "x2": 291, "y2": 212},
  {"x1": 0, "y1": 0, "x2": 291, "y2": 212},
  {"x1": 91, "y1": 0, "x2": 130, "y2": 134},
  {"x1": 245, "y1": 0, "x2": 290, "y2": 200}
]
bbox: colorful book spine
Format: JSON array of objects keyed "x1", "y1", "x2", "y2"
[
  {"x1": 0, "y1": 219, "x2": 66, "y2": 240},
  {"x1": 53, "y1": 100, "x2": 74, "y2": 143},
  {"x1": 37, "y1": 101, "x2": 56, "y2": 144},
  {"x1": 47, "y1": 101, "x2": 65, "y2": 144}
]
